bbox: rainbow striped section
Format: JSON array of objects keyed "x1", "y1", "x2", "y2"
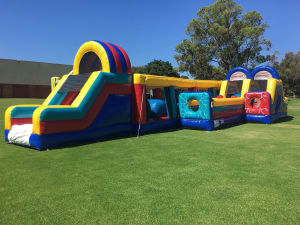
[{"x1": 73, "y1": 41, "x2": 132, "y2": 75}]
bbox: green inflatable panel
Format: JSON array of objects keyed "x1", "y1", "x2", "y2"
[{"x1": 179, "y1": 92, "x2": 212, "y2": 120}]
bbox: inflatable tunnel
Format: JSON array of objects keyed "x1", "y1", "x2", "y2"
[{"x1": 5, "y1": 41, "x2": 133, "y2": 150}]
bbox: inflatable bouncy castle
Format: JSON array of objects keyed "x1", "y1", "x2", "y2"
[{"x1": 4, "y1": 40, "x2": 288, "y2": 150}]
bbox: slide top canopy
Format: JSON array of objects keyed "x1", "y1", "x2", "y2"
[
  {"x1": 225, "y1": 67, "x2": 252, "y2": 81},
  {"x1": 251, "y1": 66, "x2": 279, "y2": 80},
  {"x1": 73, "y1": 41, "x2": 132, "y2": 75}
]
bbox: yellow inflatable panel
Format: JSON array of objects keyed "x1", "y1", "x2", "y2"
[
  {"x1": 43, "y1": 74, "x2": 69, "y2": 106},
  {"x1": 219, "y1": 79, "x2": 251, "y2": 98},
  {"x1": 241, "y1": 79, "x2": 251, "y2": 97},
  {"x1": 212, "y1": 98, "x2": 244, "y2": 106},
  {"x1": 73, "y1": 41, "x2": 110, "y2": 75},
  {"x1": 133, "y1": 74, "x2": 221, "y2": 88},
  {"x1": 266, "y1": 79, "x2": 278, "y2": 103},
  {"x1": 219, "y1": 80, "x2": 228, "y2": 97},
  {"x1": 51, "y1": 77, "x2": 60, "y2": 90}
]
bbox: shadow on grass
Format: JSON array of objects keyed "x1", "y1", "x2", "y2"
[
  {"x1": 272, "y1": 115, "x2": 294, "y2": 123},
  {"x1": 214, "y1": 121, "x2": 245, "y2": 130},
  {"x1": 8, "y1": 116, "x2": 294, "y2": 152},
  {"x1": 47, "y1": 127, "x2": 182, "y2": 151}
]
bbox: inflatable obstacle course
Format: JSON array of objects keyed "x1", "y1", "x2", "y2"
[{"x1": 4, "y1": 40, "x2": 288, "y2": 150}]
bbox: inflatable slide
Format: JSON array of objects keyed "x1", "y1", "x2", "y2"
[
  {"x1": 244, "y1": 66, "x2": 288, "y2": 124},
  {"x1": 5, "y1": 41, "x2": 134, "y2": 149}
]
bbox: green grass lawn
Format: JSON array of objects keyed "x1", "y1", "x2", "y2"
[{"x1": 0, "y1": 98, "x2": 300, "y2": 225}]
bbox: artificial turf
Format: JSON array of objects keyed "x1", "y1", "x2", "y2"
[{"x1": 0, "y1": 98, "x2": 299, "y2": 225}]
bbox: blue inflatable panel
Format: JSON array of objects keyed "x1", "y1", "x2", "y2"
[
  {"x1": 48, "y1": 92, "x2": 67, "y2": 105},
  {"x1": 213, "y1": 115, "x2": 243, "y2": 128},
  {"x1": 179, "y1": 92, "x2": 212, "y2": 120},
  {"x1": 181, "y1": 114, "x2": 243, "y2": 131},
  {"x1": 94, "y1": 41, "x2": 116, "y2": 73},
  {"x1": 226, "y1": 66, "x2": 252, "y2": 80},
  {"x1": 11, "y1": 106, "x2": 39, "y2": 119},
  {"x1": 252, "y1": 66, "x2": 279, "y2": 79},
  {"x1": 147, "y1": 99, "x2": 167, "y2": 118},
  {"x1": 29, "y1": 123, "x2": 133, "y2": 150},
  {"x1": 109, "y1": 43, "x2": 128, "y2": 73},
  {"x1": 164, "y1": 86, "x2": 177, "y2": 119},
  {"x1": 4, "y1": 130, "x2": 9, "y2": 142},
  {"x1": 136, "y1": 119, "x2": 179, "y2": 135},
  {"x1": 181, "y1": 118, "x2": 214, "y2": 131},
  {"x1": 246, "y1": 112, "x2": 287, "y2": 124},
  {"x1": 88, "y1": 94, "x2": 131, "y2": 130}
]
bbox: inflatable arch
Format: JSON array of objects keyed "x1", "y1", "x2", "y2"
[
  {"x1": 251, "y1": 66, "x2": 279, "y2": 80},
  {"x1": 73, "y1": 40, "x2": 132, "y2": 75},
  {"x1": 225, "y1": 66, "x2": 252, "y2": 81}
]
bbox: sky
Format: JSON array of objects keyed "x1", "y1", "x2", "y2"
[{"x1": 0, "y1": 0, "x2": 299, "y2": 68}]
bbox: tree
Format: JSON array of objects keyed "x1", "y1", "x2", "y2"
[
  {"x1": 273, "y1": 51, "x2": 300, "y2": 96},
  {"x1": 132, "y1": 65, "x2": 147, "y2": 74},
  {"x1": 132, "y1": 59, "x2": 180, "y2": 77},
  {"x1": 174, "y1": 0, "x2": 271, "y2": 80}
]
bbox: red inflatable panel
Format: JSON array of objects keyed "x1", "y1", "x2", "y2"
[
  {"x1": 244, "y1": 92, "x2": 270, "y2": 115},
  {"x1": 132, "y1": 84, "x2": 147, "y2": 124},
  {"x1": 153, "y1": 88, "x2": 163, "y2": 99},
  {"x1": 213, "y1": 109, "x2": 243, "y2": 119},
  {"x1": 103, "y1": 42, "x2": 123, "y2": 74},
  {"x1": 61, "y1": 92, "x2": 79, "y2": 105},
  {"x1": 39, "y1": 83, "x2": 131, "y2": 134},
  {"x1": 11, "y1": 118, "x2": 32, "y2": 126},
  {"x1": 113, "y1": 44, "x2": 132, "y2": 73}
]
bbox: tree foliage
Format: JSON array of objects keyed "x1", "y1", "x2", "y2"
[
  {"x1": 273, "y1": 51, "x2": 300, "y2": 96},
  {"x1": 132, "y1": 59, "x2": 180, "y2": 77},
  {"x1": 175, "y1": 0, "x2": 271, "y2": 80}
]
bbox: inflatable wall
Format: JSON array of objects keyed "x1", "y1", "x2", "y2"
[{"x1": 4, "y1": 40, "x2": 288, "y2": 150}]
